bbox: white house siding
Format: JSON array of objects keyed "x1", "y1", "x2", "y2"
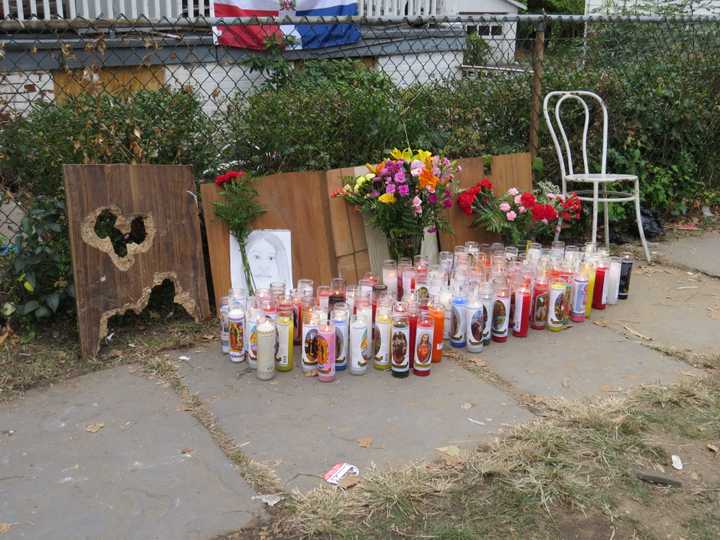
[
  {"x1": 0, "y1": 71, "x2": 54, "y2": 115},
  {"x1": 455, "y1": 0, "x2": 522, "y2": 64},
  {"x1": 377, "y1": 51, "x2": 463, "y2": 86}
]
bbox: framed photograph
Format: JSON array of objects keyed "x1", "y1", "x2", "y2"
[{"x1": 230, "y1": 229, "x2": 293, "y2": 292}]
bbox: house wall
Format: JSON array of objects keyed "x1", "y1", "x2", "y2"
[{"x1": 456, "y1": 0, "x2": 519, "y2": 64}]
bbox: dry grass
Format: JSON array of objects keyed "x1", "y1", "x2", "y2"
[{"x1": 266, "y1": 374, "x2": 720, "y2": 539}]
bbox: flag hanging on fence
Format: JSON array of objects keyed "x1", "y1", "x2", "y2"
[{"x1": 212, "y1": 0, "x2": 361, "y2": 50}]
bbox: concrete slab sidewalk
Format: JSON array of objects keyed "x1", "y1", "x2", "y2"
[
  {"x1": 656, "y1": 231, "x2": 720, "y2": 277},
  {"x1": 477, "y1": 320, "x2": 697, "y2": 400},
  {"x1": 0, "y1": 368, "x2": 263, "y2": 540},
  {"x1": 176, "y1": 352, "x2": 534, "y2": 491},
  {"x1": 607, "y1": 265, "x2": 720, "y2": 356}
]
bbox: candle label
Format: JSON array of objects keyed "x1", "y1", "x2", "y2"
[
  {"x1": 350, "y1": 322, "x2": 370, "y2": 372},
  {"x1": 548, "y1": 284, "x2": 566, "y2": 328},
  {"x1": 220, "y1": 306, "x2": 230, "y2": 354},
  {"x1": 302, "y1": 324, "x2": 319, "y2": 371},
  {"x1": 415, "y1": 283, "x2": 430, "y2": 304},
  {"x1": 619, "y1": 260, "x2": 633, "y2": 298},
  {"x1": 512, "y1": 292, "x2": 525, "y2": 333},
  {"x1": 466, "y1": 305, "x2": 484, "y2": 348},
  {"x1": 563, "y1": 282, "x2": 573, "y2": 323},
  {"x1": 532, "y1": 291, "x2": 549, "y2": 327},
  {"x1": 391, "y1": 324, "x2": 410, "y2": 373},
  {"x1": 443, "y1": 307, "x2": 452, "y2": 340},
  {"x1": 333, "y1": 318, "x2": 348, "y2": 368},
  {"x1": 450, "y1": 302, "x2": 466, "y2": 346},
  {"x1": 414, "y1": 326, "x2": 433, "y2": 372},
  {"x1": 374, "y1": 319, "x2": 391, "y2": 369},
  {"x1": 292, "y1": 303, "x2": 301, "y2": 343},
  {"x1": 246, "y1": 318, "x2": 258, "y2": 368},
  {"x1": 256, "y1": 327, "x2": 276, "y2": 380},
  {"x1": 571, "y1": 278, "x2": 588, "y2": 316},
  {"x1": 275, "y1": 317, "x2": 291, "y2": 368},
  {"x1": 228, "y1": 314, "x2": 245, "y2": 362},
  {"x1": 601, "y1": 272, "x2": 609, "y2": 305},
  {"x1": 317, "y1": 330, "x2": 336, "y2": 380},
  {"x1": 481, "y1": 298, "x2": 493, "y2": 345},
  {"x1": 492, "y1": 296, "x2": 510, "y2": 338}
]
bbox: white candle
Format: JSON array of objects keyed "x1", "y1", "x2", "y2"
[{"x1": 256, "y1": 318, "x2": 276, "y2": 381}]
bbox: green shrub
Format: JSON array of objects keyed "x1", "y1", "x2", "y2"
[
  {"x1": 3, "y1": 196, "x2": 74, "y2": 322},
  {"x1": 0, "y1": 88, "x2": 217, "y2": 197},
  {"x1": 225, "y1": 59, "x2": 407, "y2": 173},
  {"x1": 463, "y1": 33, "x2": 491, "y2": 66}
]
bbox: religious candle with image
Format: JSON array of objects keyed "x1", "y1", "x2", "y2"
[
  {"x1": 245, "y1": 298, "x2": 260, "y2": 368},
  {"x1": 317, "y1": 321, "x2": 336, "y2": 383},
  {"x1": 227, "y1": 297, "x2": 245, "y2": 363},
  {"x1": 301, "y1": 305, "x2": 319, "y2": 373},
  {"x1": 219, "y1": 295, "x2": 230, "y2": 355},
  {"x1": 373, "y1": 300, "x2": 392, "y2": 370},
  {"x1": 547, "y1": 280, "x2": 566, "y2": 332},
  {"x1": 413, "y1": 313, "x2": 434, "y2": 376},
  {"x1": 275, "y1": 296, "x2": 294, "y2": 372},
  {"x1": 350, "y1": 314, "x2": 370, "y2": 376},
  {"x1": 332, "y1": 303, "x2": 349, "y2": 371},
  {"x1": 391, "y1": 311, "x2": 410, "y2": 379}
]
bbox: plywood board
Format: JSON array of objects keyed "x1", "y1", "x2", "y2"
[
  {"x1": 64, "y1": 164, "x2": 210, "y2": 359},
  {"x1": 202, "y1": 170, "x2": 336, "y2": 310},
  {"x1": 53, "y1": 65, "x2": 165, "y2": 102}
]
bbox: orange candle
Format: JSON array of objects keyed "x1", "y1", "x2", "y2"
[{"x1": 429, "y1": 304, "x2": 444, "y2": 363}]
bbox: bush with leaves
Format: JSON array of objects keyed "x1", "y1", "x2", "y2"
[
  {"x1": 3, "y1": 196, "x2": 74, "y2": 322},
  {"x1": 0, "y1": 88, "x2": 217, "y2": 197}
]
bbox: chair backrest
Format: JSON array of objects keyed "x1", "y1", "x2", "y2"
[{"x1": 542, "y1": 90, "x2": 608, "y2": 195}]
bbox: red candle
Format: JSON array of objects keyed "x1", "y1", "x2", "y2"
[
  {"x1": 413, "y1": 313, "x2": 434, "y2": 377},
  {"x1": 530, "y1": 279, "x2": 549, "y2": 330},
  {"x1": 409, "y1": 311, "x2": 418, "y2": 369},
  {"x1": 592, "y1": 265, "x2": 607, "y2": 310},
  {"x1": 512, "y1": 287, "x2": 531, "y2": 337}
]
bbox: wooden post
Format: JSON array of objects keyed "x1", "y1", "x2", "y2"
[{"x1": 529, "y1": 19, "x2": 546, "y2": 162}]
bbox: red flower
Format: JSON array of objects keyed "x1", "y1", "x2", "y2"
[
  {"x1": 531, "y1": 203, "x2": 558, "y2": 222},
  {"x1": 520, "y1": 192, "x2": 536, "y2": 209},
  {"x1": 457, "y1": 190, "x2": 478, "y2": 216},
  {"x1": 560, "y1": 193, "x2": 582, "y2": 221},
  {"x1": 215, "y1": 170, "x2": 246, "y2": 187},
  {"x1": 479, "y1": 177, "x2": 493, "y2": 192}
]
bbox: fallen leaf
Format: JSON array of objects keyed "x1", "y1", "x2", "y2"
[
  {"x1": 202, "y1": 334, "x2": 216, "y2": 341},
  {"x1": 653, "y1": 463, "x2": 666, "y2": 474},
  {"x1": 467, "y1": 417, "x2": 486, "y2": 426},
  {"x1": 460, "y1": 402, "x2": 473, "y2": 410},
  {"x1": 707, "y1": 444, "x2": 719, "y2": 453},
  {"x1": 357, "y1": 436, "x2": 373, "y2": 448},
  {"x1": 671, "y1": 454, "x2": 683, "y2": 471},
  {"x1": 85, "y1": 422, "x2": 105, "y2": 433},
  {"x1": 338, "y1": 475, "x2": 361, "y2": 489},
  {"x1": 303, "y1": 370, "x2": 318, "y2": 377},
  {"x1": 593, "y1": 319, "x2": 609, "y2": 327},
  {"x1": 691, "y1": 471, "x2": 700, "y2": 481},
  {"x1": 0, "y1": 523, "x2": 12, "y2": 534},
  {"x1": 181, "y1": 448, "x2": 193, "y2": 455},
  {"x1": 178, "y1": 355, "x2": 190, "y2": 361}
]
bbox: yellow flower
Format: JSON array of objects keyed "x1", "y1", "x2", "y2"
[
  {"x1": 355, "y1": 173, "x2": 374, "y2": 190},
  {"x1": 378, "y1": 193, "x2": 396, "y2": 204},
  {"x1": 390, "y1": 148, "x2": 413, "y2": 161},
  {"x1": 413, "y1": 149, "x2": 432, "y2": 164},
  {"x1": 366, "y1": 161, "x2": 385, "y2": 175}
]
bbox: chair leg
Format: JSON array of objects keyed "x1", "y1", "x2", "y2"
[
  {"x1": 591, "y1": 182, "x2": 599, "y2": 248},
  {"x1": 634, "y1": 180, "x2": 651, "y2": 263},
  {"x1": 603, "y1": 184, "x2": 610, "y2": 250}
]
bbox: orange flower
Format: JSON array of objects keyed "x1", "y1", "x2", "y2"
[
  {"x1": 419, "y1": 168, "x2": 439, "y2": 192},
  {"x1": 366, "y1": 160, "x2": 386, "y2": 176}
]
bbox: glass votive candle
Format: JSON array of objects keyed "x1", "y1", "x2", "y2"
[
  {"x1": 382, "y1": 259, "x2": 398, "y2": 300},
  {"x1": 255, "y1": 317, "x2": 276, "y2": 381}
]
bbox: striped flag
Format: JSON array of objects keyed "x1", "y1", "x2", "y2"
[{"x1": 213, "y1": 0, "x2": 361, "y2": 50}]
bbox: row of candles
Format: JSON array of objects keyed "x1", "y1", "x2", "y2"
[{"x1": 220, "y1": 240, "x2": 635, "y2": 382}]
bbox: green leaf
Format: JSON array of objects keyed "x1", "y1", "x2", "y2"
[
  {"x1": 34, "y1": 306, "x2": 51, "y2": 319},
  {"x1": 19, "y1": 300, "x2": 40, "y2": 315},
  {"x1": 46, "y1": 292, "x2": 61, "y2": 313}
]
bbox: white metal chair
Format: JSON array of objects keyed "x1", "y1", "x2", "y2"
[{"x1": 543, "y1": 90, "x2": 651, "y2": 262}]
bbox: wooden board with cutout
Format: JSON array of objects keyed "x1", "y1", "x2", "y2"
[{"x1": 64, "y1": 164, "x2": 210, "y2": 358}]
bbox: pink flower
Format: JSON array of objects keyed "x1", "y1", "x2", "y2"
[
  {"x1": 547, "y1": 193, "x2": 557, "y2": 200},
  {"x1": 506, "y1": 211, "x2": 517, "y2": 221},
  {"x1": 410, "y1": 160, "x2": 424, "y2": 176},
  {"x1": 519, "y1": 205, "x2": 527, "y2": 213},
  {"x1": 412, "y1": 196, "x2": 422, "y2": 215},
  {"x1": 542, "y1": 218, "x2": 549, "y2": 224},
  {"x1": 514, "y1": 194, "x2": 522, "y2": 205},
  {"x1": 507, "y1": 187, "x2": 519, "y2": 196},
  {"x1": 499, "y1": 202, "x2": 511, "y2": 212}
]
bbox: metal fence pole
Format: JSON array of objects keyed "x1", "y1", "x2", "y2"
[{"x1": 529, "y1": 19, "x2": 545, "y2": 163}]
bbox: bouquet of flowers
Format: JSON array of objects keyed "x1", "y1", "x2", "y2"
[
  {"x1": 457, "y1": 178, "x2": 582, "y2": 246},
  {"x1": 213, "y1": 170, "x2": 265, "y2": 293},
  {"x1": 333, "y1": 148, "x2": 459, "y2": 259}
]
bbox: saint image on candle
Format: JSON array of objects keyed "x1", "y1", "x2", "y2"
[{"x1": 416, "y1": 334, "x2": 431, "y2": 365}]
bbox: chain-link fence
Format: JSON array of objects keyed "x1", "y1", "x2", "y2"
[{"x1": 2, "y1": 13, "x2": 720, "y2": 246}]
